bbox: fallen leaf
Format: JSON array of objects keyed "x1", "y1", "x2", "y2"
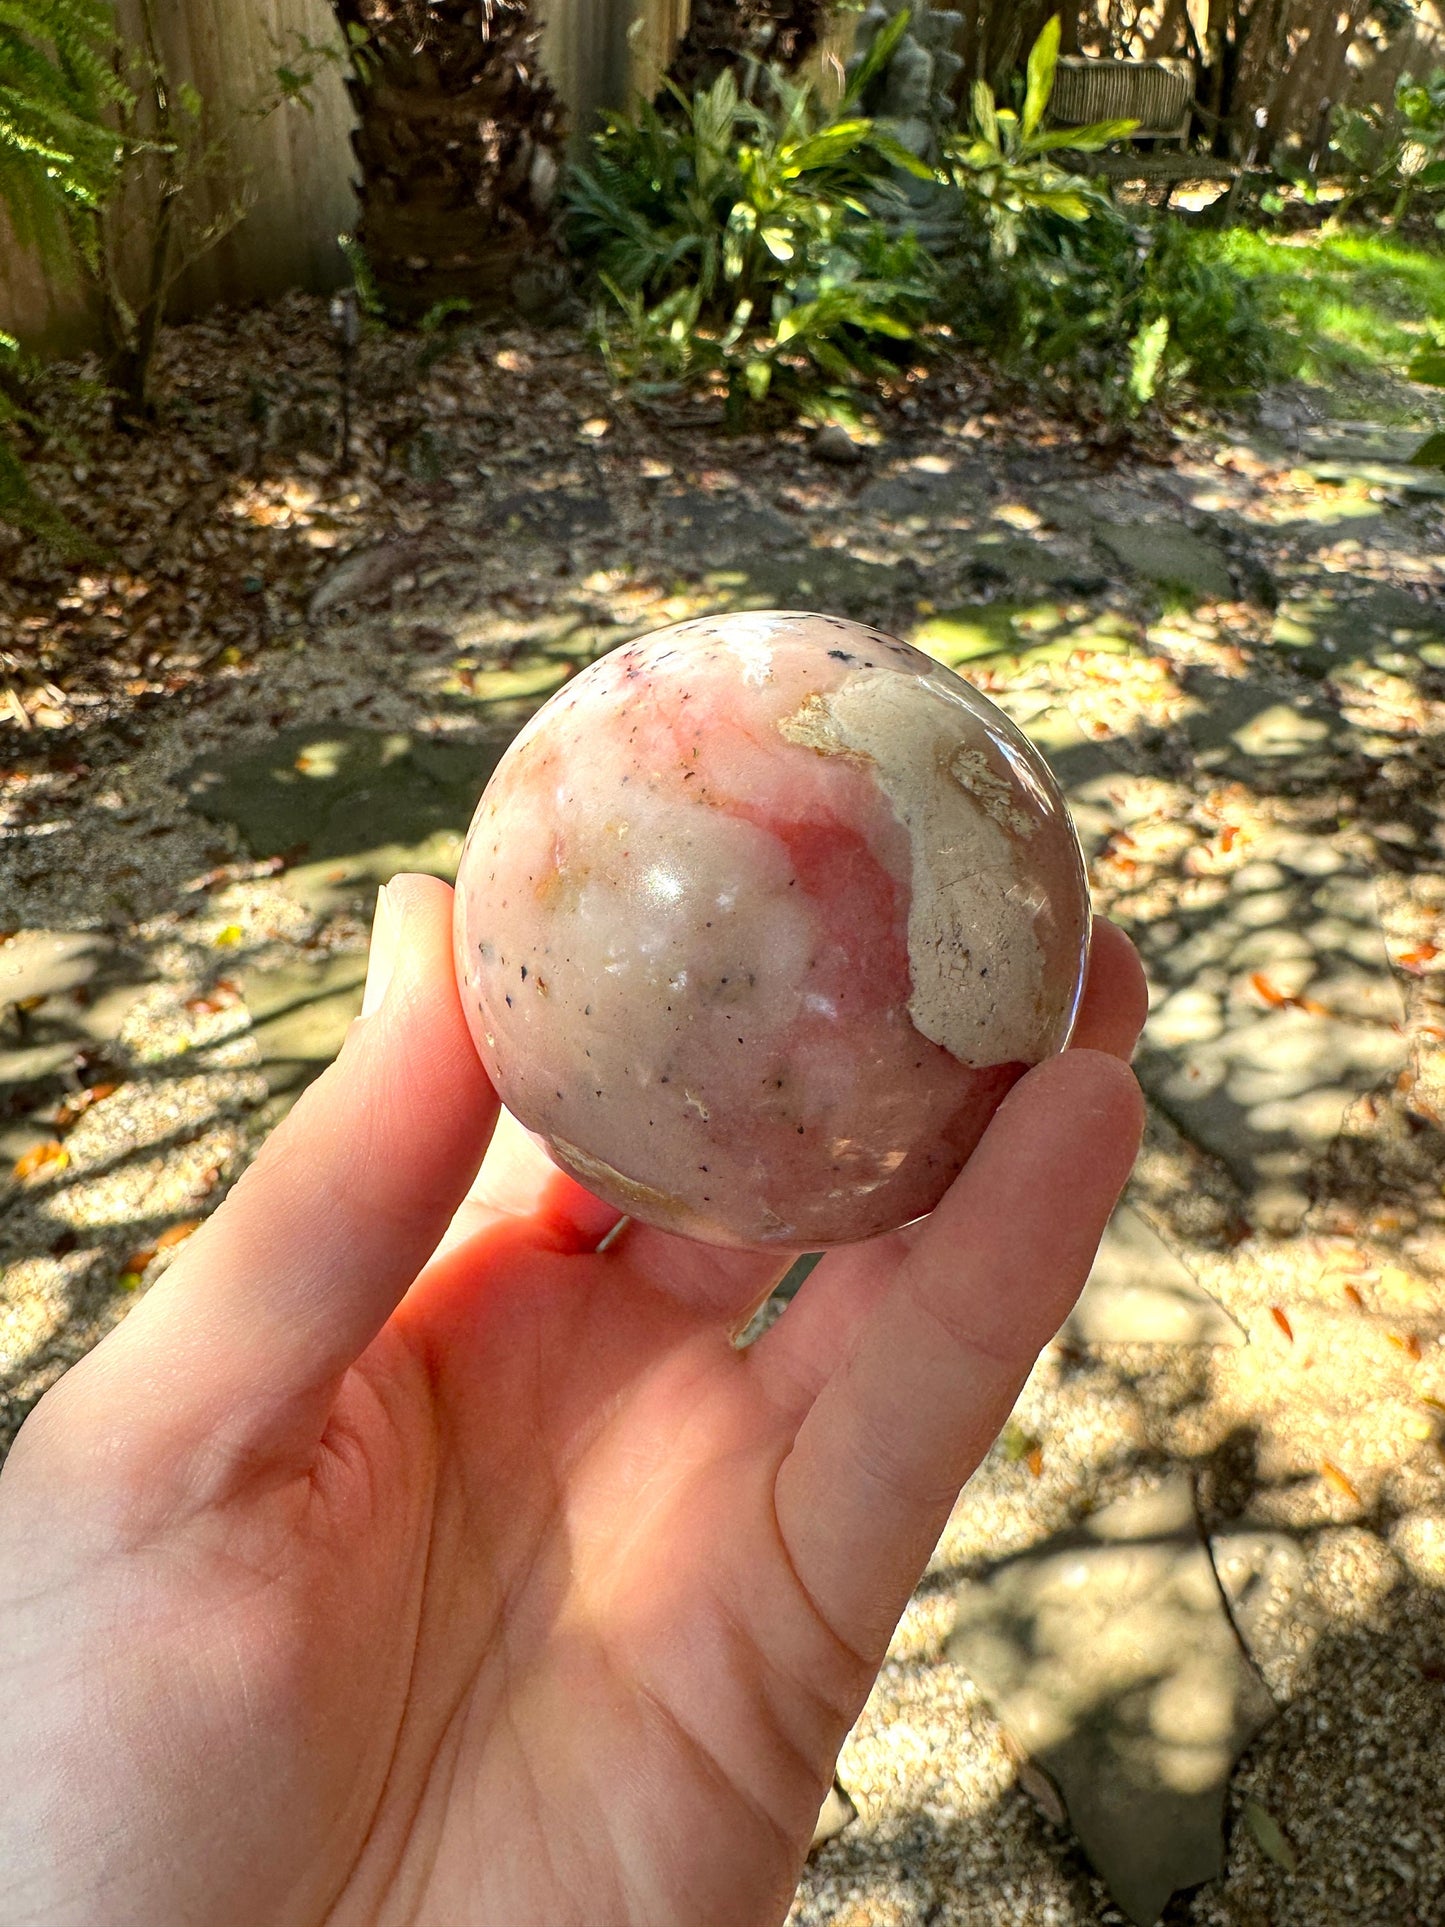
[
  {"x1": 1017, "y1": 1756, "x2": 1066, "y2": 1826},
  {"x1": 156, "y1": 1218, "x2": 202, "y2": 1250},
  {"x1": 1423, "y1": 1395, "x2": 1445, "y2": 1416},
  {"x1": 13, "y1": 1140, "x2": 69, "y2": 1181},
  {"x1": 1387, "y1": 1332, "x2": 1424, "y2": 1361},
  {"x1": 1396, "y1": 942, "x2": 1439, "y2": 976},
  {"x1": 1249, "y1": 972, "x2": 1327, "y2": 1017},
  {"x1": 1252, "y1": 971, "x2": 1289, "y2": 1009},
  {"x1": 213, "y1": 924, "x2": 244, "y2": 948},
  {"x1": 1025, "y1": 1445, "x2": 1045, "y2": 1479},
  {"x1": 52, "y1": 1081, "x2": 119, "y2": 1130},
  {"x1": 121, "y1": 1245, "x2": 157, "y2": 1275},
  {"x1": 184, "y1": 979, "x2": 242, "y2": 1016},
  {"x1": 1243, "y1": 1797, "x2": 1298, "y2": 1872},
  {"x1": 1321, "y1": 1460, "x2": 1361, "y2": 1504},
  {"x1": 1271, "y1": 1306, "x2": 1295, "y2": 1342},
  {"x1": 1343, "y1": 1283, "x2": 1366, "y2": 1311}
]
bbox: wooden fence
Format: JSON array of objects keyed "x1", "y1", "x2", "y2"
[
  {"x1": 1, "y1": 0, "x2": 359, "y2": 352},
  {"x1": 0, "y1": 0, "x2": 680, "y2": 353},
  {"x1": 3, "y1": 0, "x2": 1442, "y2": 355}
]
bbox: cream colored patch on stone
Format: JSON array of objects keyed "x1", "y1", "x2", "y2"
[
  {"x1": 950, "y1": 746, "x2": 1035, "y2": 838},
  {"x1": 779, "y1": 672, "x2": 1047, "y2": 1067},
  {"x1": 549, "y1": 1134, "x2": 686, "y2": 1218}
]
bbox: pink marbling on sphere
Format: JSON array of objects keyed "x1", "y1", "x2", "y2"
[{"x1": 453, "y1": 611, "x2": 1090, "y2": 1250}]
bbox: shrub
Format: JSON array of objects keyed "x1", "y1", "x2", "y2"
[
  {"x1": 937, "y1": 16, "x2": 1135, "y2": 259},
  {"x1": 1332, "y1": 68, "x2": 1445, "y2": 227},
  {"x1": 945, "y1": 208, "x2": 1285, "y2": 420},
  {"x1": 564, "y1": 19, "x2": 937, "y2": 418}
]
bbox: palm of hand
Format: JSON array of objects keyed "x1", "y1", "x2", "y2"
[
  {"x1": 320, "y1": 1229, "x2": 863, "y2": 1927},
  {"x1": 0, "y1": 877, "x2": 1143, "y2": 1927}
]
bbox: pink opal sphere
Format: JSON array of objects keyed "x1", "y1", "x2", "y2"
[{"x1": 453, "y1": 611, "x2": 1090, "y2": 1250}]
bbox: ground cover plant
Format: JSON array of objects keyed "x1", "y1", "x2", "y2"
[
  {"x1": 1207, "y1": 226, "x2": 1445, "y2": 413},
  {"x1": 563, "y1": 12, "x2": 935, "y2": 419}
]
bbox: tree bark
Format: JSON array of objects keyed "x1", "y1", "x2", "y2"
[{"x1": 329, "y1": 0, "x2": 567, "y2": 322}]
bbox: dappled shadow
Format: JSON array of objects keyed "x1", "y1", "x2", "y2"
[
  {"x1": 796, "y1": 1548, "x2": 1445, "y2": 1924},
  {"x1": 4, "y1": 312, "x2": 1445, "y2": 1921}
]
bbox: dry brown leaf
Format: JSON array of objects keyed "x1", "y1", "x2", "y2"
[
  {"x1": 1271, "y1": 1306, "x2": 1295, "y2": 1343},
  {"x1": 13, "y1": 1140, "x2": 69, "y2": 1181},
  {"x1": 156, "y1": 1218, "x2": 203, "y2": 1251},
  {"x1": 1397, "y1": 942, "x2": 1439, "y2": 976},
  {"x1": 1321, "y1": 1460, "x2": 1361, "y2": 1504},
  {"x1": 52, "y1": 1081, "x2": 119, "y2": 1130}
]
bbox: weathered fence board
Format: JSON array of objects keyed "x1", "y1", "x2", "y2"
[
  {"x1": 4, "y1": 0, "x2": 1441, "y2": 356},
  {"x1": 0, "y1": 0, "x2": 678, "y2": 353},
  {"x1": 1, "y1": 0, "x2": 359, "y2": 350}
]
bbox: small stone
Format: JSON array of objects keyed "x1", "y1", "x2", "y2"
[{"x1": 811, "y1": 423, "x2": 865, "y2": 466}]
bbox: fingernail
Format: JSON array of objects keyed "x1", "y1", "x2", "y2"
[{"x1": 360, "y1": 883, "x2": 400, "y2": 1019}]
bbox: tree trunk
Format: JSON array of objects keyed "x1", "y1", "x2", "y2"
[
  {"x1": 330, "y1": 0, "x2": 567, "y2": 323},
  {"x1": 664, "y1": 0, "x2": 829, "y2": 99}
]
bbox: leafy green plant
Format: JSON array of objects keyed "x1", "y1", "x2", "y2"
[
  {"x1": 1331, "y1": 68, "x2": 1445, "y2": 226},
  {"x1": 0, "y1": 0, "x2": 123, "y2": 268},
  {"x1": 564, "y1": 21, "x2": 935, "y2": 416},
  {"x1": 947, "y1": 209, "x2": 1283, "y2": 421},
  {"x1": 938, "y1": 17, "x2": 1135, "y2": 258},
  {"x1": 0, "y1": 1, "x2": 121, "y2": 539}
]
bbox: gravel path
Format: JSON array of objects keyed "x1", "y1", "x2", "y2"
[{"x1": 3, "y1": 305, "x2": 1444, "y2": 1924}]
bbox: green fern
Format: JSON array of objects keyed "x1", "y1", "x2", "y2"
[{"x1": 0, "y1": 0, "x2": 124, "y2": 276}]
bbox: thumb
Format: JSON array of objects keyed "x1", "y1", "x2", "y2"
[{"x1": 28, "y1": 874, "x2": 499, "y2": 1489}]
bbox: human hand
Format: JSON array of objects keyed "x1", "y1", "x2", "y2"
[{"x1": 0, "y1": 874, "x2": 1145, "y2": 1927}]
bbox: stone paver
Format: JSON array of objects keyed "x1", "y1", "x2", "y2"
[
  {"x1": 1065, "y1": 1205, "x2": 1244, "y2": 1347},
  {"x1": 182, "y1": 722, "x2": 502, "y2": 870},
  {"x1": 1093, "y1": 524, "x2": 1235, "y2": 601},
  {"x1": 948, "y1": 1475, "x2": 1277, "y2": 1927},
  {"x1": 236, "y1": 952, "x2": 369, "y2": 1112}
]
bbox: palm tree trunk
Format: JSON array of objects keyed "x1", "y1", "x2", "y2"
[{"x1": 331, "y1": 0, "x2": 567, "y2": 322}]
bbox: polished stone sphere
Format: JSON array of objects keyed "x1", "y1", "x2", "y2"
[{"x1": 453, "y1": 611, "x2": 1090, "y2": 1249}]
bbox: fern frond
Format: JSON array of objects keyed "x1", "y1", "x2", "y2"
[{"x1": 0, "y1": 0, "x2": 122, "y2": 279}]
